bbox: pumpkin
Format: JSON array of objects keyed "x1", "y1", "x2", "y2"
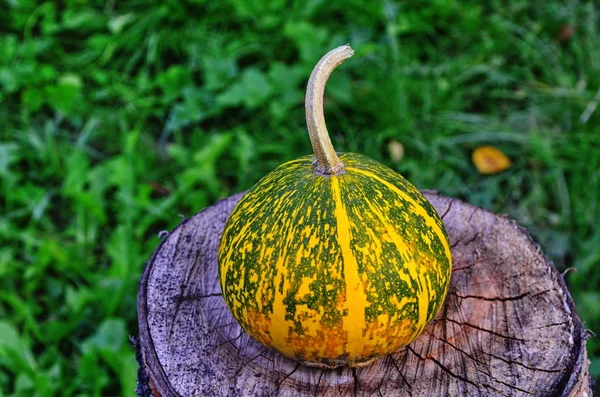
[{"x1": 218, "y1": 45, "x2": 452, "y2": 368}]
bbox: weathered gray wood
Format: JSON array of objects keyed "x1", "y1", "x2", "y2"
[{"x1": 136, "y1": 191, "x2": 594, "y2": 397}]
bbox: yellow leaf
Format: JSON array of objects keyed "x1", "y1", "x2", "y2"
[{"x1": 472, "y1": 146, "x2": 511, "y2": 174}]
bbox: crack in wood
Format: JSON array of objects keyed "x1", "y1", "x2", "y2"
[
  {"x1": 440, "y1": 199, "x2": 455, "y2": 220},
  {"x1": 352, "y1": 367, "x2": 359, "y2": 397},
  {"x1": 372, "y1": 367, "x2": 390, "y2": 397},
  {"x1": 467, "y1": 207, "x2": 480, "y2": 224},
  {"x1": 438, "y1": 317, "x2": 527, "y2": 342},
  {"x1": 487, "y1": 375, "x2": 536, "y2": 395},
  {"x1": 313, "y1": 370, "x2": 325, "y2": 397},
  {"x1": 532, "y1": 320, "x2": 569, "y2": 329},
  {"x1": 217, "y1": 329, "x2": 244, "y2": 348},
  {"x1": 239, "y1": 333, "x2": 255, "y2": 358},
  {"x1": 480, "y1": 348, "x2": 565, "y2": 374},
  {"x1": 388, "y1": 355, "x2": 413, "y2": 396},
  {"x1": 425, "y1": 328, "x2": 486, "y2": 367},
  {"x1": 427, "y1": 325, "x2": 563, "y2": 393},
  {"x1": 451, "y1": 290, "x2": 533, "y2": 302},
  {"x1": 425, "y1": 329, "x2": 506, "y2": 396},
  {"x1": 451, "y1": 257, "x2": 490, "y2": 272},
  {"x1": 274, "y1": 363, "x2": 300, "y2": 395},
  {"x1": 231, "y1": 348, "x2": 268, "y2": 381},
  {"x1": 208, "y1": 320, "x2": 238, "y2": 334},
  {"x1": 181, "y1": 292, "x2": 222, "y2": 300},
  {"x1": 531, "y1": 288, "x2": 554, "y2": 298},
  {"x1": 258, "y1": 351, "x2": 275, "y2": 363},
  {"x1": 462, "y1": 232, "x2": 481, "y2": 248},
  {"x1": 407, "y1": 346, "x2": 503, "y2": 396},
  {"x1": 409, "y1": 346, "x2": 507, "y2": 396}
]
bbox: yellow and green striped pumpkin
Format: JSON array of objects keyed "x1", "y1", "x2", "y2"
[{"x1": 218, "y1": 46, "x2": 452, "y2": 368}]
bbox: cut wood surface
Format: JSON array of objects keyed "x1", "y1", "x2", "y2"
[{"x1": 136, "y1": 191, "x2": 594, "y2": 397}]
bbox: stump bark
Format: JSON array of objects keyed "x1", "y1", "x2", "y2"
[{"x1": 136, "y1": 191, "x2": 594, "y2": 396}]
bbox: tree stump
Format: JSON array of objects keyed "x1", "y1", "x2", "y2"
[{"x1": 136, "y1": 191, "x2": 594, "y2": 396}]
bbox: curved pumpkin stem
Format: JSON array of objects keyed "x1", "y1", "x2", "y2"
[{"x1": 306, "y1": 45, "x2": 354, "y2": 175}]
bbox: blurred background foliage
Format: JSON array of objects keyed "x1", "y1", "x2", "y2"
[{"x1": 1, "y1": 0, "x2": 599, "y2": 395}]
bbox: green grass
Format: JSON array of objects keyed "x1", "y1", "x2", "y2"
[{"x1": 1, "y1": 0, "x2": 599, "y2": 395}]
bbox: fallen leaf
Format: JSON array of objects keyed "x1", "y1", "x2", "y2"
[
  {"x1": 557, "y1": 24, "x2": 575, "y2": 43},
  {"x1": 149, "y1": 181, "x2": 171, "y2": 197},
  {"x1": 472, "y1": 146, "x2": 511, "y2": 174},
  {"x1": 388, "y1": 140, "x2": 404, "y2": 163}
]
